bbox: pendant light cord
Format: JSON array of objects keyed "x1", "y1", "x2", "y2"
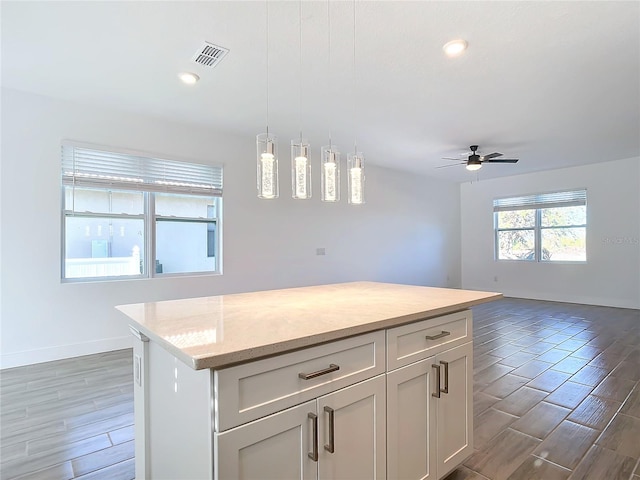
[
  {"x1": 265, "y1": 0, "x2": 270, "y2": 136},
  {"x1": 327, "y1": 0, "x2": 332, "y2": 149},
  {"x1": 353, "y1": 0, "x2": 357, "y2": 154},
  {"x1": 299, "y1": 0, "x2": 303, "y2": 142}
]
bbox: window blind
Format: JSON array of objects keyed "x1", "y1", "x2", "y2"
[
  {"x1": 62, "y1": 143, "x2": 222, "y2": 196},
  {"x1": 493, "y1": 190, "x2": 586, "y2": 212}
]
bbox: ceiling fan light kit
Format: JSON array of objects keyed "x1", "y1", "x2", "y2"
[
  {"x1": 466, "y1": 160, "x2": 482, "y2": 171},
  {"x1": 438, "y1": 145, "x2": 519, "y2": 172}
]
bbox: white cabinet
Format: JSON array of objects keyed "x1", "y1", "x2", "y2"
[
  {"x1": 215, "y1": 400, "x2": 317, "y2": 480},
  {"x1": 386, "y1": 341, "x2": 473, "y2": 480},
  {"x1": 435, "y1": 342, "x2": 473, "y2": 477},
  {"x1": 132, "y1": 311, "x2": 473, "y2": 480},
  {"x1": 387, "y1": 356, "x2": 437, "y2": 480},
  {"x1": 215, "y1": 375, "x2": 386, "y2": 480},
  {"x1": 317, "y1": 375, "x2": 386, "y2": 480}
]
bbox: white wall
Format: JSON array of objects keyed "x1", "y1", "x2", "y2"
[
  {"x1": 461, "y1": 158, "x2": 640, "y2": 309},
  {"x1": 0, "y1": 88, "x2": 462, "y2": 368}
]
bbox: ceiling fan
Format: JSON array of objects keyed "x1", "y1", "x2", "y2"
[{"x1": 438, "y1": 145, "x2": 519, "y2": 171}]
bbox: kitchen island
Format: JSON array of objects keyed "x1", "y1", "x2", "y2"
[{"x1": 117, "y1": 281, "x2": 501, "y2": 480}]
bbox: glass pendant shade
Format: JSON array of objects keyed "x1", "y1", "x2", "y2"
[
  {"x1": 347, "y1": 152, "x2": 365, "y2": 205},
  {"x1": 291, "y1": 140, "x2": 312, "y2": 199},
  {"x1": 321, "y1": 145, "x2": 340, "y2": 202},
  {"x1": 257, "y1": 133, "x2": 279, "y2": 199}
]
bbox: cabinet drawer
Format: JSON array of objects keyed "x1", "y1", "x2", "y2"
[
  {"x1": 387, "y1": 310, "x2": 471, "y2": 370},
  {"x1": 215, "y1": 331, "x2": 385, "y2": 431}
]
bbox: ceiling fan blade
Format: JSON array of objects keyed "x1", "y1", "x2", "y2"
[
  {"x1": 435, "y1": 162, "x2": 466, "y2": 169},
  {"x1": 481, "y1": 152, "x2": 503, "y2": 160},
  {"x1": 484, "y1": 158, "x2": 519, "y2": 163},
  {"x1": 441, "y1": 157, "x2": 464, "y2": 161}
]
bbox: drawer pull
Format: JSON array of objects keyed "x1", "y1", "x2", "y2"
[
  {"x1": 432, "y1": 364, "x2": 441, "y2": 398},
  {"x1": 298, "y1": 364, "x2": 340, "y2": 380},
  {"x1": 440, "y1": 360, "x2": 449, "y2": 394},
  {"x1": 324, "y1": 406, "x2": 335, "y2": 453},
  {"x1": 425, "y1": 330, "x2": 450, "y2": 341},
  {"x1": 308, "y1": 413, "x2": 318, "y2": 461}
]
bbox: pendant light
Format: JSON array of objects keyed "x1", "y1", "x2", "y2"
[
  {"x1": 347, "y1": 0, "x2": 365, "y2": 205},
  {"x1": 321, "y1": 0, "x2": 340, "y2": 203},
  {"x1": 291, "y1": 0, "x2": 311, "y2": 199},
  {"x1": 257, "y1": 1, "x2": 278, "y2": 199}
]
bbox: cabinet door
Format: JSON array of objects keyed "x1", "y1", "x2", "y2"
[
  {"x1": 435, "y1": 342, "x2": 473, "y2": 478},
  {"x1": 317, "y1": 375, "x2": 386, "y2": 480},
  {"x1": 215, "y1": 400, "x2": 317, "y2": 480},
  {"x1": 387, "y1": 358, "x2": 437, "y2": 480}
]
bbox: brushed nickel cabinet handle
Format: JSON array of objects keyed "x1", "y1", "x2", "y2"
[
  {"x1": 440, "y1": 360, "x2": 449, "y2": 394},
  {"x1": 432, "y1": 364, "x2": 441, "y2": 398},
  {"x1": 298, "y1": 364, "x2": 340, "y2": 380},
  {"x1": 425, "y1": 331, "x2": 451, "y2": 341},
  {"x1": 308, "y1": 412, "x2": 318, "y2": 461},
  {"x1": 324, "y1": 406, "x2": 335, "y2": 453}
]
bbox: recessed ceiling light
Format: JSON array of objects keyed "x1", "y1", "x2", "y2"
[
  {"x1": 178, "y1": 72, "x2": 200, "y2": 85},
  {"x1": 443, "y1": 39, "x2": 468, "y2": 57}
]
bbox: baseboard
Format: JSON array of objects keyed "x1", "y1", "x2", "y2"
[
  {"x1": 465, "y1": 285, "x2": 639, "y2": 310},
  {"x1": 0, "y1": 335, "x2": 133, "y2": 370}
]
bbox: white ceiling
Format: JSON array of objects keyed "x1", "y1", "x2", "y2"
[{"x1": 2, "y1": 1, "x2": 639, "y2": 182}]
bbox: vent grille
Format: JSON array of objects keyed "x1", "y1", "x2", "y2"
[{"x1": 193, "y1": 42, "x2": 229, "y2": 68}]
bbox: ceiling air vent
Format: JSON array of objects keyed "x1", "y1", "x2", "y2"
[{"x1": 192, "y1": 42, "x2": 229, "y2": 68}]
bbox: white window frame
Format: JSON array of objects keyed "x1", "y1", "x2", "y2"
[
  {"x1": 493, "y1": 189, "x2": 587, "y2": 263},
  {"x1": 61, "y1": 141, "x2": 223, "y2": 282}
]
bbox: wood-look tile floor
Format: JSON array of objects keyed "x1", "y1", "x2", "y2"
[
  {"x1": 1, "y1": 298, "x2": 638, "y2": 480},
  {"x1": 1, "y1": 350, "x2": 134, "y2": 479},
  {"x1": 447, "y1": 297, "x2": 640, "y2": 480}
]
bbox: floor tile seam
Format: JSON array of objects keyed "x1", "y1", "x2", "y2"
[
  {"x1": 593, "y1": 411, "x2": 640, "y2": 451},
  {"x1": 591, "y1": 376, "x2": 637, "y2": 402},
  {"x1": 460, "y1": 467, "x2": 491, "y2": 480},
  {"x1": 528, "y1": 453, "x2": 573, "y2": 474},
  {"x1": 544, "y1": 394, "x2": 592, "y2": 410},
  {"x1": 481, "y1": 406, "x2": 520, "y2": 422},
  {"x1": 609, "y1": 370, "x2": 640, "y2": 383},
  {"x1": 24, "y1": 402, "x2": 100, "y2": 419},
  {"x1": 71, "y1": 457, "x2": 134, "y2": 480},
  {"x1": 0, "y1": 435, "x2": 30, "y2": 451},
  {"x1": 70, "y1": 441, "x2": 134, "y2": 477},
  {"x1": 503, "y1": 426, "x2": 543, "y2": 444},
  {"x1": 572, "y1": 443, "x2": 638, "y2": 476},
  {"x1": 535, "y1": 418, "x2": 598, "y2": 452},
  {"x1": 23, "y1": 420, "x2": 129, "y2": 454},
  {"x1": 564, "y1": 413, "x2": 611, "y2": 432},
  {"x1": 492, "y1": 395, "x2": 547, "y2": 418},
  {"x1": 0, "y1": 419, "x2": 65, "y2": 439},
  {"x1": 10, "y1": 460, "x2": 74, "y2": 480},
  {"x1": 24, "y1": 431, "x2": 113, "y2": 458},
  {"x1": 60, "y1": 411, "x2": 134, "y2": 433}
]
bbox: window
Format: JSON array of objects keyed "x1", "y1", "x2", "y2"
[
  {"x1": 62, "y1": 143, "x2": 222, "y2": 281},
  {"x1": 494, "y1": 190, "x2": 586, "y2": 262}
]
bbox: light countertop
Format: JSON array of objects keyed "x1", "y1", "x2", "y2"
[{"x1": 116, "y1": 282, "x2": 502, "y2": 370}]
